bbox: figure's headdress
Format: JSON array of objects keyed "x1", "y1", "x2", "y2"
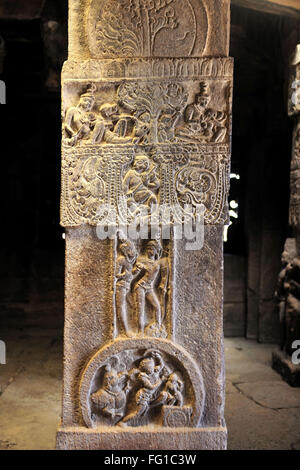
[
  {"x1": 198, "y1": 81, "x2": 209, "y2": 97},
  {"x1": 81, "y1": 83, "x2": 96, "y2": 100},
  {"x1": 146, "y1": 240, "x2": 162, "y2": 258}
]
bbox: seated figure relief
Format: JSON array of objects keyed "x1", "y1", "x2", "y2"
[
  {"x1": 176, "y1": 81, "x2": 227, "y2": 144},
  {"x1": 151, "y1": 372, "x2": 184, "y2": 408},
  {"x1": 63, "y1": 85, "x2": 150, "y2": 147},
  {"x1": 123, "y1": 155, "x2": 160, "y2": 214},
  {"x1": 63, "y1": 81, "x2": 228, "y2": 147},
  {"x1": 91, "y1": 358, "x2": 128, "y2": 424},
  {"x1": 64, "y1": 85, "x2": 98, "y2": 146},
  {"x1": 90, "y1": 350, "x2": 185, "y2": 427}
]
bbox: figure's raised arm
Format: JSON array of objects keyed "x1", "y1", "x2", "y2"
[{"x1": 151, "y1": 351, "x2": 164, "y2": 374}]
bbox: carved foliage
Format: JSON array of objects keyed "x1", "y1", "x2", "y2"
[
  {"x1": 62, "y1": 80, "x2": 230, "y2": 147},
  {"x1": 87, "y1": 0, "x2": 206, "y2": 58},
  {"x1": 62, "y1": 57, "x2": 234, "y2": 81},
  {"x1": 61, "y1": 144, "x2": 230, "y2": 227},
  {"x1": 118, "y1": 81, "x2": 188, "y2": 143}
]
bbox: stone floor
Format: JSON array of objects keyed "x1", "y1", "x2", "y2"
[{"x1": 0, "y1": 331, "x2": 299, "y2": 450}]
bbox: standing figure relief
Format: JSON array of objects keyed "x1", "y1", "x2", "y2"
[
  {"x1": 115, "y1": 239, "x2": 169, "y2": 339},
  {"x1": 115, "y1": 240, "x2": 137, "y2": 337}
]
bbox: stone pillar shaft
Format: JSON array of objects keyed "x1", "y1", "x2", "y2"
[{"x1": 57, "y1": 0, "x2": 232, "y2": 450}]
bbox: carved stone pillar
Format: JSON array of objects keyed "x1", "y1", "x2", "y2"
[
  {"x1": 56, "y1": 0, "x2": 232, "y2": 449},
  {"x1": 272, "y1": 45, "x2": 300, "y2": 387},
  {"x1": 289, "y1": 46, "x2": 300, "y2": 234}
]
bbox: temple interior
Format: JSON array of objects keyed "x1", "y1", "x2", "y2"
[{"x1": 0, "y1": 0, "x2": 300, "y2": 450}]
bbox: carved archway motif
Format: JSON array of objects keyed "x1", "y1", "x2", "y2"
[
  {"x1": 79, "y1": 338, "x2": 205, "y2": 429},
  {"x1": 86, "y1": 0, "x2": 208, "y2": 58}
]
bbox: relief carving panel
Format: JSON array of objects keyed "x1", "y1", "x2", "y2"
[
  {"x1": 61, "y1": 66, "x2": 232, "y2": 227},
  {"x1": 289, "y1": 59, "x2": 300, "y2": 228},
  {"x1": 114, "y1": 239, "x2": 171, "y2": 339},
  {"x1": 61, "y1": 145, "x2": 230, "y2": 226},
  {"x1": 86, "y1": 0, "x2": 208, "y2": 58},
  {"x1": 290, "y1": 120, "x2": 300, "y2": 227},
  {"x1": 79, "y1": 338, "x2": 205, "y2": 428}
]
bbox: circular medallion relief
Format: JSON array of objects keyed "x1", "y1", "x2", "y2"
[{"x1": 79, "y1": 338, "x2": 205, "y2": 428}]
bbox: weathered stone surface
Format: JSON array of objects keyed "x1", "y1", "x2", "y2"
[
  {"x1": 56, "y1": 427, "x2": 227, "y2": 450},
  {"x1": 288, "y1": 48, "x2": 300, "y2": 225},
  {"x1": 57, "y1": 0, "x2": 232, "y2": 449},
  {"x1": 60, "y1": 60, "x2": 233, "y2": 227},
  {"x1": 236, "y1": 379, "x2": 300, "y2": 408},
  {"x1": 67, "y1": 0, "x2": 230, "y2": 60},
  {"x1": 59, "y1": 227, "x2": 227, "y2": 433}
]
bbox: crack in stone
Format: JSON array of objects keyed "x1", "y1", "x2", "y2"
[
  {"x1": 0, "y1": 366, "x2": 25, "y2": 397},
  {"x1": 232, "y1": 382, "x2": 300, "y2": 410}
]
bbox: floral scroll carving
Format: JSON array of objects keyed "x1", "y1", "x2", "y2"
[
  {"x1": 61, "y1": 71, "x2": 232, "y2": 227},
  {"x1": 61, "y1": 144, "x2": 230, "y2": 227}
]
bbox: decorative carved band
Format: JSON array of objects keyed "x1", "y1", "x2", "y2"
[
  {"x1": 63, "y1": 57, "x2": 234, "y2": 80},
  {"x1": 61, "y1": 144, "x2": 230, "y2": 226}
]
